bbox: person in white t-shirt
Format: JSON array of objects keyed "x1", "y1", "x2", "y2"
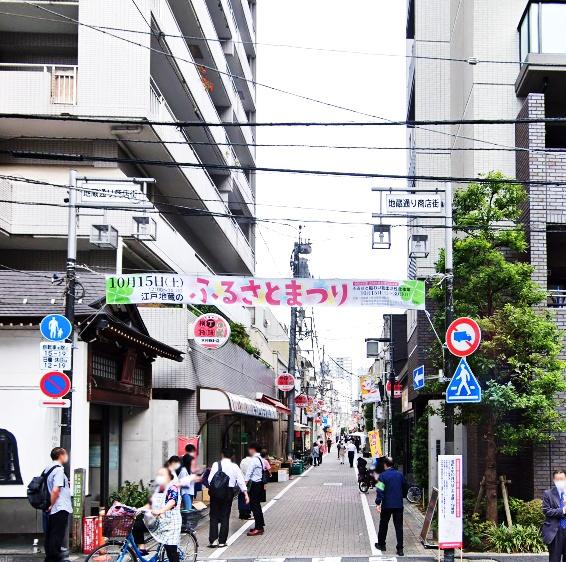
[
  {"x1": 206, "y1": 448, "x2": 248, "y2": 548},
  {"x1": 346, "y1": 440, "x2": 357, "y2": 468}
]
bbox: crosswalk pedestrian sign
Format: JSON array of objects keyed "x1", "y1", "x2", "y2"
[{"x1": 446, "y1": 358, "x2": 482, "y2": 404}]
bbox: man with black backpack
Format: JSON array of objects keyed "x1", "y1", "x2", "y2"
[
  {"x1": 34, "y1": 447, "x2": 72, "y2": 562},
  {"x1": 206, "y1": 448, "x2": 248, "y2": 548},
  {"x1": 244, "y1": 443, "x2": 267, "y2": 537}
]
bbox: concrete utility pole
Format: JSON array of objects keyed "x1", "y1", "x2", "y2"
[
  {"x1": 443, "y1": 182, "x2": 455, "y2": 562},
  {"x1": 61, "y1": 169, "x2": 78, "y2": 471},
  {"x1": 285, "y1": 231, "x2": 311, "y2": 460}
]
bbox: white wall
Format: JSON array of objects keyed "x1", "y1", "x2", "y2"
[{"x1": 0, "y1": 329, "x2": 89, "y2": 498}]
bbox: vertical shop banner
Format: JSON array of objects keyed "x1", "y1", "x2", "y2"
[
  {"x1": 106, "y1": 274, "x2": 425, "y2": 309},
  {"x1": 360, "y1": 375, "x2": 381, "y2": 403},
  {"x1": 438, "y1": 455, "x2": 463, "y2": 549},
  {"x1": 367, "y1": 430, "x2": 383, "y2": 458}
]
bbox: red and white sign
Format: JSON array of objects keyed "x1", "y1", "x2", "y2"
[
  {"x1": 294, "y1": 394, "x2": 308, "y2": 408},
  {"x1": 385, "y1": 380, "x2": 402, "y2": 398},
  {"x1": 40, "y1": 399, "x2": 70, "y2": 409},
  {"x1": 438, "y1": 454, "x2": 463, "y2": 549},
  {"x1": 39, "y1": 371, "x2": 71, "y2": 399},
  {"x1": 192, "y1": 313, "x2": 231, "y2": 350},
  {"x1": 445, "y1": 317, "x2": 481, "y2": 357},
  {"x1": 275, "y1": 373, "x2": 296, "y2": 392}
]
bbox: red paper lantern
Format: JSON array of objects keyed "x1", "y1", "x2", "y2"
[
  {"x1": 294, "y1": 394, "x2": 308, "y2": 408},
  {"x1": 275, "y1": 373, "x2": 296, "y2": 392}
]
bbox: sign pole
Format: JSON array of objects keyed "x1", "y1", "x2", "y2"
[{"x1": 443, "y1": 182, "x2": 455, "y2": 562}]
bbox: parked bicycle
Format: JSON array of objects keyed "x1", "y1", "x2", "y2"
[{"x1": 85, "y1": 509, "x2": 198, "y2": 562}]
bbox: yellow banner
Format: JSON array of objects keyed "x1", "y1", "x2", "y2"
[{"x1": 367, "y1": 430, "x2": 382, "y2": 458}]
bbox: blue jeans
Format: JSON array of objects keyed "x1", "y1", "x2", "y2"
[{"x1": 182, "y1": 493, "x2": 193, "y2": 511}]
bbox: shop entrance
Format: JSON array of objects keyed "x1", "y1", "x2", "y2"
[{"x1": 87, "y1": 405, "x2": 121, "y2": 515}]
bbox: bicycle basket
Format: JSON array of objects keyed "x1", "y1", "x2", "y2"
[{"x1": 102, "y1": 514, "x2": 136, "y2": 538}]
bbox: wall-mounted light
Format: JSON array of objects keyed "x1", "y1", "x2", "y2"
[
  {"x1": 409, "y1": 234, "x2": 429, "y2": 258},
  {"x1": 372, "y1": 224, "x2": 391, "y2": 249}
]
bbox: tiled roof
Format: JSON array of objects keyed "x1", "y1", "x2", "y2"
[{"x1": 0, "y1": 269, "x2": 105, "y2": 318}]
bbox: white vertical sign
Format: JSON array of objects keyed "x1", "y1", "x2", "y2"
[{"x1": 438, "y1": 454, "x2": 463, "y2": 549}]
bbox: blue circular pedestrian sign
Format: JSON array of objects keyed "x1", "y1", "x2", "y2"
[{"x1": 40, "y1": 314, "x2": 72, "y2": 342}]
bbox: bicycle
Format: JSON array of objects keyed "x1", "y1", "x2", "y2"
[
  {"x1": 406, "y1": 484, "x2": 423, "y2": 504},
  {"x1": 85, "y1": 512, "x2": 198, "y2": 562}
]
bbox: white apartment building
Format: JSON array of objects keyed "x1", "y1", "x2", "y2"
[
  {"x1": 0, "y1": 0, "x2": 271, "y2": 533},
  {"x1": 406, "y1": 0, "x2": 566, "y2": 498}
]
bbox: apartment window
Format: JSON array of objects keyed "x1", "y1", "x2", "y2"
[
  {"x1": 519, "y1": 1, "x2": 566, "y2": 60},
  {"x1": 547, "y1": 228, "x2": 566, "y2": 307}
]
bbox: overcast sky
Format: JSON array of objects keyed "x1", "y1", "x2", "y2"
[{"x1": 254, "y1": 2, "x2": 408, "y2": 374}]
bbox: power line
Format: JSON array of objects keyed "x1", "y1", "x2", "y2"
[
  {"x1": 21, "y1": 3, "x2": 527, "y2": 152},
  {"x1": 1, "y1": 8, "x2": 562, "y2": 68},
  {"x1": 5, "y1": 148, "x2": 566, "y2": 187},
  {"x1": 5, "y1": 111, "x2": 566, "y2": 128}
]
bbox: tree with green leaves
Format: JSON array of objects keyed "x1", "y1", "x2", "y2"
[{"x1": 430, "y1": 172, "x2": 566, "y2": 522}]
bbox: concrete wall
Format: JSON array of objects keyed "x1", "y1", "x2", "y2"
[{"x1": 121, "y1": 399, "x2": 179, "y2": 485}]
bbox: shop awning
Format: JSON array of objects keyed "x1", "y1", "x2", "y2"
[
  {"x1": 259, "y1": 394, "x2": 291, "y2": 414},
  {"x1": 198, "y1": 387, "x2": 278, "y2": 420}
]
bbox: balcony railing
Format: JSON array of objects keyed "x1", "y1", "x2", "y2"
[
  {"x1": 0, "y1": 63, "x2": 77, "y2": 105},
  {"x1": 548, "y1": 289, "x2": 566, "y2": 308},
  {"x1": 519, "y1": 1, "x2": 566, "y2": 61}
]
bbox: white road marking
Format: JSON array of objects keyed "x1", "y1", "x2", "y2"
[
  {"x1": 208, "y1": 466, "x2": 314, "y2": 559},
  {"x1": 355, "y1": 461, "x2": 380, "y2": 556},
  {"x1": 312, "y1": 557, "x2": 341, "y2": 562},
  {"x1": 323, "y1": 482, "x2": 343, "y2": 486}
]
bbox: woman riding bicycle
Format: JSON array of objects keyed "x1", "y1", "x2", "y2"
[{"x1": 133, "y1": 466, "x2": 182, "y2": 562}]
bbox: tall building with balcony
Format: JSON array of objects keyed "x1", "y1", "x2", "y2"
[
  {"x1": 0, "y1": 0, "x2": 271, "y2": 532},
  {"x1": 405, "y1": 0, "x2": 566, "y2": 498}
]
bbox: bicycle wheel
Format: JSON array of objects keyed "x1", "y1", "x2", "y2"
[
  {"x1": 407, "y1": 485, "x2": 422, "y2": 503},
  {"x1": 85, "y1": 540, "x2": 135, "y2": 562},
  {"x1": 159, "y1": 532, "x2": 198, "y2": 562},
  {"x1": 359, "y1": 480, "x2": 370, "y2": 494}
]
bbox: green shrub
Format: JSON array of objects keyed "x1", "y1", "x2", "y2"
[
  {"x1": 108, "y1": 480, "x2": 150, "y2": 508},
  {"x1": 463, "y1": 513, "x2": 494, "y2": 551},
  {"x1": 516, "y1": 499, "x2": 544, "y2": 528},
  {"x1": 485, "y1": 524, "x2": 546, "y2": 553}
]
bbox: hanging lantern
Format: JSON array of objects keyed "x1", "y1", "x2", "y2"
[
  {"x1": 294, "y1": 394, "x2": 308, "y2": 408},
  {"x1": 275, "y1": 373, "x2": 296, "y2": 392},
  {"x1": 317, "y1": 399, "x2": 325, "y2": 409}
]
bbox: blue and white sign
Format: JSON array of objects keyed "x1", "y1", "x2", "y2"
[
  {"x1": 413, "y1": 365, "x2": 425, "y2": 391},
  {"x1": 446, "y1": 358, "x2": 482, "y2": 404},
  {"x1": 40, "y1": 314, "x2": 72, "y2": 342}
]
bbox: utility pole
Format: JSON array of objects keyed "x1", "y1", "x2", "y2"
[
  {"x1": 286, "y1": 230, "x2": 311, "y2": 460},
  {"x1": 443, "y1": 182, "x2": 455, "y2": 562},
  {"x1": 61, "y1": 169, "x2": 78, "y2": 471}
]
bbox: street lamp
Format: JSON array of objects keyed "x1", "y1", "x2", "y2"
[
  {"x1": 372, "y1": 224, "x2": 391, "y2": 249},
  {"x1": 409, "y1": 234, "x2": 429, "y2": 258}
]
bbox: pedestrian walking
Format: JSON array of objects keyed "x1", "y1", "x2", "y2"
[
  {"x1": 239, "y1": 453, "x2": 253, "y2": 520},
  {"x1": 206, "y1": 448, "x2": 248, "y2": 548},
  {"x1": 542, "y1": 469, "x2": 566, "y2": 562},
  {"x1": 42, "y1": 447, "x2": 72, "y2": 562},
  {"x1": 311, "y1": 443, "x2": 320, "y2": 466},
  {"x1": 260, "y1": 449, "x2": 271, "y2": 502},
  {"x1": 245, "y1": 443, "x2": 266, "y2": 536},
  {"x1": 338, "y1": 442, "x2": 346, "y2": 465},
  {"x1": 336, "y1": 440, "x2": 341, "y2": 460},
  {"x1": 326, "y1": 437, "x2": 332, "y2": 453},
  {"x1": 177, "y1": 454, "x2": 194, "y2": 512},
  {"x1": 346, "y1": 440, "x2": 356, "y2": 468},
  {"x1": 133, "y1": 466, "x2": 182, "y2": 562},
  {"x1": 375, "y1": 457, "x2": 407, "y2": 557},
  {"x1": 318, "y1": 439, "x2": 324, "y2": 464}
]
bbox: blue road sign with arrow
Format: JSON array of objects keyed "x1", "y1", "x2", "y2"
[
  {"x1": 446, "y1": 358, "x2": 482, "y2": 404},
  {"x1": 413, "y1": 365, "x2": 425, "y2": 391},
  {"x1": 40, "y1": 314, "x2": 72, "y2": 342}
]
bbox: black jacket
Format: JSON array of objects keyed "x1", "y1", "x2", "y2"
[{"x1": 542, "y1": 487, "x2": 566, "y2": 545}]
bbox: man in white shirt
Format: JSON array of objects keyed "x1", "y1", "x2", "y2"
[
  {"x1": 346, "y1": 440, "x2": 357, "y2": 468},
  {"x1": 239, "y1": 454, "x2": 254, "y2": 520},
  {"x1": 207, "y1": 448, "x2": 248, "y2": 548},
  {"x1": 244, "y1": 443, "x2": 266, "y2": 536}
]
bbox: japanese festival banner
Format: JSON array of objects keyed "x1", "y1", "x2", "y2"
[
  {"x1": 367, "y1": 430, "x2": 383, "y2": 458},
  {"x1": 360, "y1": 375, "x2": 381, "y2": 403},
  {"x1": 438, "y1": 454, "x2": 463, "y2": 549},
  {"x1": 105, "y1": 274, "x2": 425, "y2": 309}
]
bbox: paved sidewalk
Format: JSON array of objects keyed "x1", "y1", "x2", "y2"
[{"x1": 206, "y1": 454, "x2": 428, "y2": 559}]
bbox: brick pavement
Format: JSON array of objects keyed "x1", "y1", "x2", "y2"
[{"x1": 203, "y1": 454, "x2": 428, "y2": 559}]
